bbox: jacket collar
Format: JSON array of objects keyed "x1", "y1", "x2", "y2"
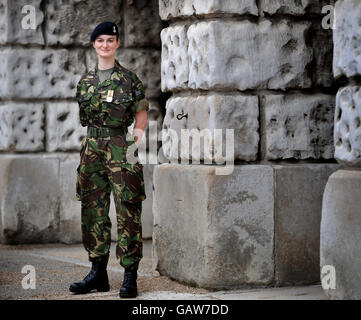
[{"x1": 92, "y1": 59, "x2": 124, "y2": 84}]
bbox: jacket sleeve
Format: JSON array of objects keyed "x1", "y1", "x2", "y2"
[
  {"x1": 130, "y1": 72, "x2": 149, "y2": 115},
  {"x1": 76, "y1": 79, "x2": 89, "y2": 127}
]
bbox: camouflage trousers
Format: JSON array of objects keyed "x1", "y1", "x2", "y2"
[{"x1": 76, "y1": 133, "x2": 146, "y2": 271}]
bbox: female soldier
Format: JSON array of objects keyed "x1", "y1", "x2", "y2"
[{"x1": 69, "y1": 22, "x2": 149, "y2": 298}]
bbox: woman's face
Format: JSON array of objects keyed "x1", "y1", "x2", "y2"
[{"x1": 93, "y1": 35, "x2": 120, "y2": 58}]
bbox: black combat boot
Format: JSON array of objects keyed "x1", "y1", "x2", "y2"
[
  {"x1": 69, "y1": 256, "x2": 110, "y2": 294},
  {"x1": 119, "y1": 268, "x2": 138, "y2": 298}
]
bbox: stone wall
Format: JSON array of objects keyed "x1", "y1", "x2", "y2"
[
  {"x1": 153, "y1": 0, "x2": 341, "y2": 289},
  {"x1": 0, "y1": 0, "x2": 163, "y2": 243},
  {"x1": 321, "y1": 0, "x2": 361, "y2": 299}
]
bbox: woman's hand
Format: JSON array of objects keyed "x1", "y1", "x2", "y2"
[{"x1": 133, "y1": 110, "x2": 148, "y2": 149}]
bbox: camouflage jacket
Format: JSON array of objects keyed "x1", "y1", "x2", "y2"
[{"x1": 75, "y1": 60, "x2": 149, "y2": 129}]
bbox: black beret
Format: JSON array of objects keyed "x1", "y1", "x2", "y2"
[{"x1": 90, "y1": 22, "x2": 119, "y2": 42}]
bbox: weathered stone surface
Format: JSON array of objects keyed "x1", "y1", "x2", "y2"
[
  {"x1": 188, "y1": 20, "x2": 312, "y2": 91},
  {"x1": 161, "y1": 20, "x2": 312, "y2": 92},
  {"x1": 153, "y1": 164, "x2": 275, "y2": 289},
  {"x1": 333, "y1": 0, "x2": 361, "y2": 78},
  {"x1": 259, "y1": 0, "x2": 335, "y2": 16},
  {"x1": 162, "y1": 94, "x2": 259, "y2": 162},
  {"x1": 124, "y1": 0, "x2": 161, "y2": 48},
  {"x1": 321, "y1": 169, "x2": 361, "y2": 299},
  {"x1": 86, "y1": 48, "x2": 161, "y2": 98},
  {"x1": 334, "y1": 86, "x2": 361, "y2": 167},
  {"x1": 0, "y1": 156, "x2": 60, "y2": 244},
  {"x1": 261, "y1": 93, "x2": 335, "y2": 160},
  {"x1": 46, "y1": 102, "x2": 87, "y2": 152},
  {"x1": 309, "y1": 22, "x2": 335, "y2": 88},
  {"x1": 0, "y1": 103, "x2": 44, "y2": 152},
  {"x1": 161, "y1": 25, "x2": 189, "y2": 91},
  {"x1": 58, "y1": 154, "x2": 81, "y2": 244},
  {"x1": 0, "y1": 0, "x2": 44, "y2": 45},
  {"x1": 44, "y1": 0, "x2": 122, "y2": 46},
  {"x1": 142, "y1": 164, "x2": 156, "y2": 239},
  {"x1": 0, "y1": 48, "x2": 86, "y2": 99},
  {"x1": 159, "y1": 0, "x2": 258, "y2": 20},
  {"x1": 274, "y1": 163, "x2": 341, "y2": 285}
]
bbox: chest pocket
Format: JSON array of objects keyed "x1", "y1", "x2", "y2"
[{"x1": 79, "y1": 92, "x2": 102, "y2": 112}]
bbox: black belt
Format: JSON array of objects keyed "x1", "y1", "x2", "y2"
[{"x1": 87, "y1": 126, "x2": 127, "y2": 138}]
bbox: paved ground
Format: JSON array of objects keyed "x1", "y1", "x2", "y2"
[{"x1": 0, "y1": 241, "x2": 326, "y2": 300}]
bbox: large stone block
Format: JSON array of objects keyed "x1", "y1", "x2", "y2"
[
  {"x1": 0, "y1": 48, "x2": 86, "y2": 99},
  {"x1": 125, "y1": 0, "x2": 161, "y2": 48},
  {"x1": 321, "y1": 169, "x2": 361, "y2": 299},
  {"x1": 46, "y1": 102, "x2": 87, "y2": 152},
  {"x1": 159, "y1": 0, "x2": 258, "y2": 20},
  {"x1": 161, "y1": 20, "x2": 312, "y2": 92},
  {"x1": 161, "y1": 25, "x2": 189, "y2": 91},
  {"x1": 261, "y1": 93, "x2": 335, "y2": 160},
  {"x1": 162, "y1": 94, "x2": 259, "y2": 162},
  {"x1": 274, "y1": 163, "x2": 340, "y2": 285},
  {"x1": 333, "y1": 0, "x2": 361, "y2": 79},
  {"x1": 334, "y1": 86, "x2": 361, "y2": 167},
  {"x1": 0, "y1": 103, "x2": 44, "y2": 152},
  {"x1": 153, "y1": 164, "x2": 275, "y2": 289},
  {"x1": 86, "y1": 48, "x2": 161, "y2": 98},
  {"x1": 0, "y1": 156, "x2": 60, "y2": 244},
  {"x1": 153, "y1": 163, "x2": 339, "y2": 288},
  {"x1": 44, "y1": 0, "x2": 122, "y2": 46},
  {"x1": 187, "y1": 20, "x2": 312, "y2": 91},
  {"x1": 0, "y1": 0, "x2": 44, "y2": 45}
]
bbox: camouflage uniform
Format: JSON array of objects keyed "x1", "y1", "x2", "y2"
[{"x1": 75, "y1": 59, "x2": 149, "y2": 271}]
